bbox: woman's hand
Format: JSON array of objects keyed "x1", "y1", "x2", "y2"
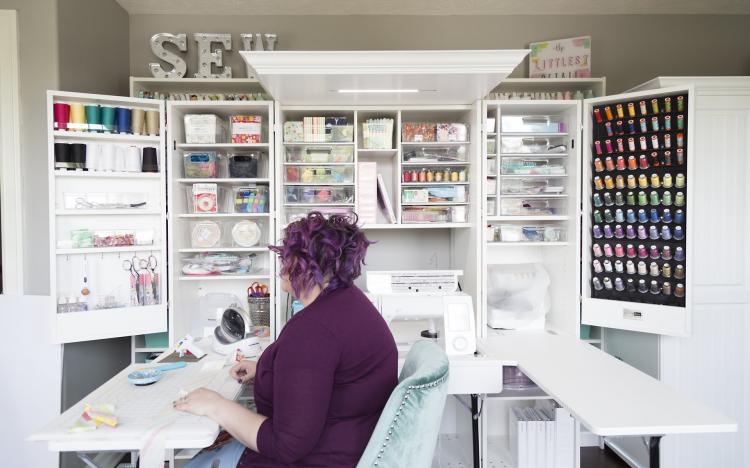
[
  {"x1": 173, "y1": 388, "x2": 225, "y2": 418},
  {"x1": 230, "y1": 360, "x2": 257, "y2": 384}
]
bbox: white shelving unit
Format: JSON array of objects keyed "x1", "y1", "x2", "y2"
[
  {"x1": 47, "y1": 91, "x2": 168, "y2": 344},
  {"x1": 167, "y1": 100, "x2": 277, "y2": 351},
  {"x1": 129, "y1": 77, "x2": 268, "y2": 100}
]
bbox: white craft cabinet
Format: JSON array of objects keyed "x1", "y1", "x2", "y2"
[{"x1": 47, "y1": 91, "x2": 168, "y2": 343}]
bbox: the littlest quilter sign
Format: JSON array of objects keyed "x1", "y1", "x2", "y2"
[{"x1": 529, "y1": 36, "x2": 591, "y2": 78}]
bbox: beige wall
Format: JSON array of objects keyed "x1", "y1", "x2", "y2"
[{"x1": 130, "y1": 14, "x2": 750, "y2": 93}]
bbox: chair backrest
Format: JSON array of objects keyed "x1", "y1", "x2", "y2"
[{"x1": 357, "y1": 340, "x2": 449, "y2": 468}]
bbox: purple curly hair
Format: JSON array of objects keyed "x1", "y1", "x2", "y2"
[{"x1": 270, "y1": 212, "x2": 373, "y2": 298}]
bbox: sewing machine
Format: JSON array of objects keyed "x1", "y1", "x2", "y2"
[{"x1": 366, "y1": 270, "x2": 476, "y2": 356}]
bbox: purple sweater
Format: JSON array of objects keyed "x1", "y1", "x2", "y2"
[{"x1": 238, "y1": 285, "x2": 398, "y2": 467}]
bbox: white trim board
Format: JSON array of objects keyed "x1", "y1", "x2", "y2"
[{"x1": 0, "y1": 10, "x2": 23, "y2": 294}]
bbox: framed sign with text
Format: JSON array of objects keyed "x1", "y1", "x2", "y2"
[{"x1": 529, "y1": 36, "x2": 591, "y2": 78}]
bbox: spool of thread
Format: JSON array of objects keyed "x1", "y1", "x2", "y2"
[
  {"x1": 649, "y1": 226, "x2": 659, "y2": 240},
  {"x1": 54, "y1": 143, "x2": 72, "y2": 170},
  {"x1": 675, "y1": 265, "x2": 686, "y2": 280},
  {"x1": 650, "y1": 209, "x2": 660, "y2": 223},
  {"x1": 638, "y1": 174, "x2": 648, "y2": 189},
  {"x1": 614, "y1": 225, "x2": 625, "y2": 238},
  {"x1": 100, "y1": 143, "x2": 115, "y2": 171},
  {"x1": 604, "y1": 192, "x2": 614, "y2": 206},
  {"x1": 616, "y1": 121, "x2": 624, "y2": 135},
  {"x1": 114, "y1": 145, "x2": 126, "y2": 171},
  {"x1": 662, "y1": 173, "x2": 673, "y2": 188},
  {"x1": 627, "y1": 102, "x2": 636, "y2": 118},
  {"x1": 616, "y1": 104, "x2": 624, "y2": 119},
  {"x1": 661, "y1": 226, "x2": 672, "y2": 240},
  {"x1": 664, "y1": 151, "x2": 672, "y2": 166},
  {"x1": 593, "y1": 259, "x2": 603, "y2": 273},
  {"x1": 85, "y1": 143, "x2": 100, "y2": 171},
  {"x1": 638, "y1": 279, "x2": 648, "y2": 293},
  {"x1": 664, "y1": 97, "x2": 672, "y2": 113},
  {"x1": 604, "y1": 260, "x2": 613, "y2": 272},
  {"x1": 131, "y1": 108, "x2": 146, "y2": 135},
  {"x1": 84, "y1": 105, "x2": 102, "y2": 132},
  {"x1": 637, "y1": 225, "x2": 647, "y2": 240},
  {"x1": 676, "y1": 132, "x2": 684, "y2": 148},
  {"x1": 68, "y1": 103, "x2": 86, "y2": 131},
  {"x1": 628, "y1": 119, "x2": 636, "y2": 134},
  {"x1": 615, "y1": 260, "x2": 624, "y2": 273},
  {"x1": 662, "y1": 246, "x2": 672, "y2": 260},
  {"x1": 604, "y1": 209, "x2": 614, "y2": 223},
  {"x1": 594, "y1": 157, "x2": 604, "y2": 172},
  {"x1": 605, "y1": 122, "x2": 613, "y2": 137},
  {"x1": 674, "y1": 209, "x2": 685, "y2": 224},
  {"x1": 593, "y1": 210, "x2": 603, "y2": 223},
  {"x1": 101, "y1": 106, "x2": 116, "y2": 133},
  {"x1": 616, "y1": 156, "x2": 626, "y2": 171},
  {"x1": 626, "y1": 225, "x2": 636, "y2": 239},
  {"x1": 594, "y1": 176, "x2": 603, "y2": 190},
  {"x1": 626, "y1": 191, "x2": 636, "y2": 205},
  {"x1": 650, "y1": 191, "x2": 660, "y2": 206},
  {"x1": 142, "y1": 147, "x2": 159, "y2": 172},
  {"x1": 664, "y1": 133, "x2": 671, "y2": 149},
  {"x1": 639, "y1": 136, "x2": 648, "y2": 151},
  {"x1": 662, "y1": 191, "x2": 672, "y2": 206},
  {"x1": 593, "y1": 193, "x2": 603, "y2": 207},
  {"x1": 651, "y1": 98, "x2": 660, "y2": 114},
  {"x1": 649, "y1": 262, "x2": 660, "y2": 277},
  {"x1": 604, "y1": 175, "x2": 614, "y2": 190},
  {"x1": 614, "y1": 209, "x2": 624, "y2": 223},
  {"x1": 639, "y1": 118, "x2": 648, "y2": 133},
  {"x1": 675, "y1": 173, "x2": 685, "y2": 188},
  {"x1": 615, "y1": 277, "x2": 625, "y2": 291},
  {"x1": 662, "y1": 282, "x2": 672, "y2": 296},
  {"x1": 639, "y1": 101, "x2": 647, "y2": 115},
  {"x1": 626, "y1": 260, "x2": 636, "y2": 274},
  {"x1": 664, "y1": 115, "x2": 672, "y2": 131},
  {"x1": 674, "y1": 226, "x2": 685, "y2": 240},
  {"x1": 593, "y1": 244, "x2": 603, "y2": 257},
  {"x1": 675, "y1": 191, "x2": 685, "y2": 207},
  {"x1": 628, "y1": 155, "x2": 637, "y2": 170},
  {"x1": 594, "y1": 142, "x2": 603, "y2": 156},
  {"x1": 638, "y1": 261, "x2": 648, "y2": 275},
  {"x1": 593, "y1": 277, "x2": 603, "y2": 291},
  {"x1": 662, "y1": 209, "x2": 672, "y2": 223},
  {"x1": 626, "y1": 244, "x2": 637, "y2": 259},
  {"x1": 639, "y1": 154, "x2": 649, "y2": 169},
  {"x1": 626, "y1": 209, "x2": 636, "y2": 223},
  {"x1": 115, "y1": 107, "x2": 132, "y2": 134},
  {"x1": 677, "y1": 114, "x2": 685, "y2": 130},
  {"x1": 650, "y1": 173, "x2": 660, "y2": 188},
  {"x1": 638, "y1": 191, "x2": 648, "y2": 206},
  {"x1": 676, "y1": 149, "x2": 684, "y2": 165},
  {"x1": 615, "y1": 244, "x2": 625, "y2": 257},
  {"x1": 594, "y1": 109, "x2": 603, "y2": 124},
  {"x1": 627, "y1": 174, "x2": 636, "y2": 189},
  {"x1": 603, "y1": 244, "x2": 614, "y2": 257},
  {"x1": 651, "y1": 135, "x2": 659, "y2": 150},
  {"x1": 603, "y1": 277, "x2": 613, "y2": 290},
  {"x1": 53, "y1": 103, "x2": 71, "y2": 130},
  {"x1": 626, "y1": 278, "x2": 636, "y2": 292},
  {"x1": 677, "y1": 95, "x2": 685, "y2": 112},
  {"x1": 603, "y1": 225, "x2": 613, "y2": 238},
  {"x1": 605, "y1": 157, "x2": 615, "y2": 171},
  {"x1": 638, "y1": 245, "x2": 648, "y2": 259},
  {"x1": 615, "y1": 176, "x2": 625, "y2": 190},
  {"x1": 125, "y1": 146, "x2": 141, "y2": 172},
  {"x1": 615, "y1": 191, "x2": 625, "y2": 205},
  {"x1": 593, "y1": 225, "x2": 603, "y2": 238},
  {"x1": 70, "y1": 143, "x2": 87, "y2": 170},
  {"x1": 638, "y1": 209, "x2": 648, "y2": 223},
  {"x1": 674, "y1": 283, "x2": 685, "y2": 298},
  {"x1": 604, "y1": 106, "x2": 614, "y2": 121},
  {"x1": 651, "y1": 116, "x2": 659, "y2": 132},
  {"x1": 662, "y1": 264, "x2": 672, "y2": 278},
  {"x1": 674, "y1": 247, "x2": 685, "y2": 262},
  {"x1": 605, "y1": 140, "x2": 613, "y2": 153},
  {"x1": 650, "y1": 280, "x2": 661, "y2": 295},
  {"x1": 616, "y1": 138, "x2": 624, "y2": 153}
]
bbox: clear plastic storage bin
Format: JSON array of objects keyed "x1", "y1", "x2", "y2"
[
  {"x1": 232, "y1": 186, "x2": 269, "y2": 213},
  {"x1": 500, "y1": 178, "x2": 565, "y2": 195},
  {"x1": 493, "y1": 225, "x2": 566, "y2": 242},
  {"x1": 500, "y1": 136, "x2": 568, "y2": 154},
  {"x1": 284, "y1": 186, "x2": 354, "y2": 205},
  {"x1": 402, "y1": 145, "x2": 467, "y2": 163},
  {"x1": 183, "y1": 152, "x2": 220, "y2": 178},
  {"x1": 284, "y1": 165, "x2": 355, "y2": 184},
  {"x1": 401, "y1": 206, "x2": 466, "y2": 224},
  {"x1": 285, "y1": 145, "x2": 354, "y2": 163},
  {"x1": 328, "y1": 125, "x2": 354, "y2": 142},
  {"x1": 188, "y1": 219, "x2": 267, "y2": 249},
  {"x1": 500, "y1": 198, "x2": 566, "y2": 216},
  {"x1": 500, "y1": 158, "x2": 566, "y2": 176},
  {"x1": 185, "y1": 183, "x2": 229, "y2": 213},
  {"x1": 184, "y1": 114, "x2": 226, "y2": 144},
  {"x1": 227, "y1": 153, "x2": 260, "y2": 178},
  {"x1": 401, "y1": 185, "x2": 467, "y2": 204},
  {"x1": 285, "y1": 207, "x2": 353, "y2": 224},
  {"x1": 500, "y1": 115, "x2": 566, "y2": 133},
  {"x1": 400, "y1": 166, "x2": 468, "y2": 183}
]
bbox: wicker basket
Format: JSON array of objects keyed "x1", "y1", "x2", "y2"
[{"x1": 248, "y1": 296, "x2": 271, "y2": 327}]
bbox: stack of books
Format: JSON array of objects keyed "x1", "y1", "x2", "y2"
[{"x1": 509, "y1": 404, "x2": 575, "y2": 468}]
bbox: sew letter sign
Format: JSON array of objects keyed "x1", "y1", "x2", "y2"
[{"x1": 529, "y1": 36, "x2": 591, "y2": 78}]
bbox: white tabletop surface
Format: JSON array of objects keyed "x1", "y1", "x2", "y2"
[
  {"x1": 479, "y1": 330, "x2": 738, "y2": 437},
  {"x1": 29, "y1": 336, "x2": 249, "y2": 452}
]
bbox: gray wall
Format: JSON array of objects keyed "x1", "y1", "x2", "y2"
[
  {"x1": 129, "y1": 14, "x2": 750, "y2": 93},
  {"x1": 0, "y1": 0, "x2": 59, "y2": 295}
]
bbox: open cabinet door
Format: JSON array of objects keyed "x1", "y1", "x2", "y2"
[
  {"x1": 47, "y1": 91, "x2": 168, "y2": 343},
  {"x1": 581, "y1": 86, "x2": 694, "y2": 337}
]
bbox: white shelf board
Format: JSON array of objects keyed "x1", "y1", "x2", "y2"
[
  {"x1": 283, "y1": 142, "x2": 354, "y2": 147},
  {"x1": 178, "y1": 272, "x2": 271, "y2": 281},
  {"x1": 56, "y1": 246, "x2": 162, "y2": 255},
  {"x1": 401, "y1": 182, "x2": 470, "y2": 186},
  {"x1": 499, "y1": 194, "x2": 568, "y2": 199},
  {"x1": 401, "y1": 141, "x2": 469, "y2": 146},
  {"x1": 54, "y1": 304, "x2": 166, "y2": 344},
  {"x1": 487, "y1": 215, "x2": 569, "y2": 221},
  {"x1": 177, "y1": 178, "x2": 270, "y2": 184},
  {"x1": 176, "y1": 143, "x2": 269, "y2": 150},
  {"x1": 499, "y1": 174, "x2": 568, "y2": 178},
  {"x1": 54, "y1": 171, "x2": 161, "y2": 179},
  {"x1": 56, "y1": 209, "x2": 162, "y2": 216},
  {"x1": 177, "y1": 213, "x2": 270, "y2": 218},
  {"x1": 487, "y1": 241, "x2": 569, "y2": 247},
  {"x1": 499, "y1": 152, "x2": 570, "y2": 157},
  {"x1": 53, "y1": 130, "x2": 160, "y2": 143},
  {"x1": 401, "y1": 202, "x2": 470, "y2": 206},
  {"x1": 284, "y1": 182, "x2": 354, "y2": 186},
  {"x1": 177, "y1": 247, "x2": 269, "y2": 253},
  {"x1": 283, "y1": 162, "x2": 354, "y2": 166},
  {"x1": 486, "y1": 386, "x2": 553, "y2": 400},
  {"x1": 133, "y1": 347, "x2": 167, "y2": 353},
  {"x1": 402, "y1": 161, "x2": 470, "y2": 167},
  {"x1": 130, "y1": 77, "x2": 266, "y2": 95},
  {"x1": 362, "y1": 223, "x2": 471, "y2": 229},
  {"x1": 499, "y1": 132, "x2": 568, "y2": 137},
  {"x1": 283, "y1": 203, "x2": 355, "y2": 207},
  {"x1": 357, "y1": 149, "x2": 398, "y2": 157}
]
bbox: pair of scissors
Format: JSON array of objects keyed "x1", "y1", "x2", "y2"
[
  {"x1": 139, "y1": 255, "x2": 159, "y2": 303},
  {"x1": 122, "y1": 257, "x2": 141, "y2": 305},
  {"x1": 248, "y1": 282, "x2": 268, "y2": 297}
]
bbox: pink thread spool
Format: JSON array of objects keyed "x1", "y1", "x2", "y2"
[{"x1": 53, "y1": 103, "x2": 71, "y2": 131}]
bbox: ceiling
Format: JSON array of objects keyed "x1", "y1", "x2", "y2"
[{"x1": 117, "y1": 0, "x2": 750, "y2": 15}]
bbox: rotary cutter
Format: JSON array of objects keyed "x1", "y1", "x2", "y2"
[{"x1": 127, "y1": 361, "x2": 187, "y2": 386}]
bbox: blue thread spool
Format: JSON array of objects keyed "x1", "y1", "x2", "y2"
[
  {"x1": 674, "y1": 209, "x2": 685, "y2": 224},
  {"x1": 638, "y1": 209, "x2": 648, "y2": 223},
  {"x1": 662, "y1": 209, "x2": 672, "y2": 223},
  {"x1": 650, "y1": 209, "x2": 660, "y2": 223},
  {"x1": 674, "y1": 226, "x2": 684, "y2": 240},
  {"x1": 115, "y1": 107, "x2": 132, "y2": 134},
  {"x1": 661, "y1": 226, "x2": 672, "y2": 240},
  {"x1": 615, "y1": 209, "x2": 625, "y2": 223}
]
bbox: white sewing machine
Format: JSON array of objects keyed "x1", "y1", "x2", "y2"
[{"x1": 366, "y1": 270, "x2": 476, "y2": 356}]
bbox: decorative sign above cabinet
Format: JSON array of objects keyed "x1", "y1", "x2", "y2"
[{"x1": 148, "y1": 33, "x2": 279, "y2": 79}]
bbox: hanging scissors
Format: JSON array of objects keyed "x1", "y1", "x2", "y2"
[
  {"x1": 138, "y1": 255, "x2": 159, "y2": 304},
  {"x1": 248, "y1": 282, "x2": 268, "y2": 297},
  {"x1": 122, "y1": 258, "x2": 141, "y2": 306}
]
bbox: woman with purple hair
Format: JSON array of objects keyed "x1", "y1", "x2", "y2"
[{"x1": 177, "y1": 212, "x2": 398, "y2": 467}]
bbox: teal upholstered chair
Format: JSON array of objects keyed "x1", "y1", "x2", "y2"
[{"x1": 357, "y1": 340, "x2": 450, "y2": 468}]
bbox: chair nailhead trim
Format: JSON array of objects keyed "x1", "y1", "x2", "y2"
[{"x1": 370, "y1": 371, "x2": 449, "y2": 466}]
